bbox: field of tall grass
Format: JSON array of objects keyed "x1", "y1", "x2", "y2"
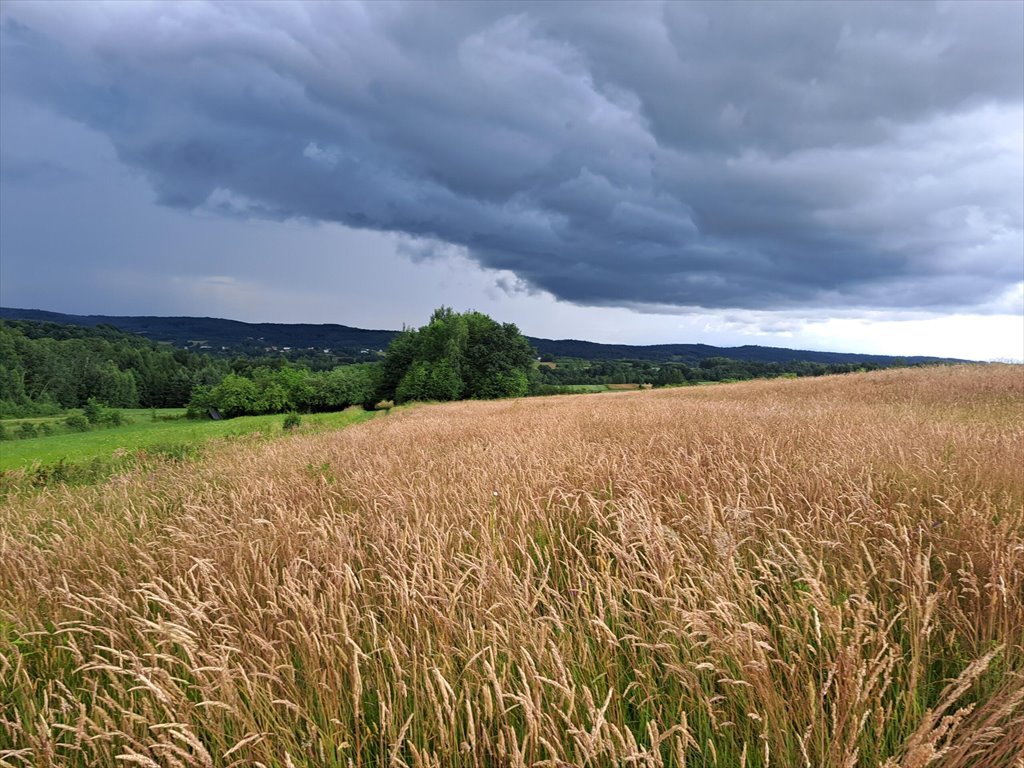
[{"x1": 1, "y1": 365, "x2": 1022, "y2": 767}]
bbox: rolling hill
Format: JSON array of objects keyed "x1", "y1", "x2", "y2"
[{"x1": 0, "y1": 307, "x2": 966, "y2": 365}]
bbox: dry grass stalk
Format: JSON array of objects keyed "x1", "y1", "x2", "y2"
[{"x1": 1, "y1": 364, "x2": 1022, "y2": 767}]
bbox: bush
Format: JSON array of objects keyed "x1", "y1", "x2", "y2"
[
  {"x1": 98, "y1": 409, "x2": 128, "y2": 426},
  {"x1": 17, "y1": 422, "x2": 37, "y2": 439},
  {"x1": 0, "y1": 422, "x2": 7, "y2": 441},
  {"x1": 203, "y1": 374, "x2": 259, "y2": 418},
  {"x1": 186, "y1": 385, "x2": 214, "y2": 419},
  {"x1": 82, "y1": 398, "x2": 104, "y2": 424},
  {"x1": 65, "y1": 413, "x2": 90, "y2": 432},
  {"x1": 283, "y1": 412, "x2": 302, "y2": 431},
  {"x1": 39, "y1": 423, "x2": 54, "y2": 436}
]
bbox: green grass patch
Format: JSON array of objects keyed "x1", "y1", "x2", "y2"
[
  {"x1": 1, "y1": 408, "x2": 174, "y2": 428},
  {"x1": 0, "y1": 408, "x2": 376, "y2": 471},
  {"x1": 530, "y1": 384, "x2": 611, "y2": 396}
]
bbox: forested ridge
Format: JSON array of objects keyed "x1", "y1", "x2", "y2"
[{"x1": 0, "y1": 307, "x2": 966, "y2": 366}]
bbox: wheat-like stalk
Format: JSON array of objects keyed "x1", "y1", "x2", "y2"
[{"x1": 1, "y1": 365, "x2": 1022, "y2": 767}]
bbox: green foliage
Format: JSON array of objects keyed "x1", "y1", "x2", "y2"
[
  {"x1": 376, "y1": 330, "x2": 418, "y2": 402},
  {"x1": 82, "y1": 398, "x2": 103, "y2": 424},
  {"x1": 395, "y1": 360, "x2": 461, "y2": 403},
  {"x1": 81, "y1": 397, "x2": 129, "y2": 427},
  {"x1": 377, "y1": 307, "x2": 536, "y2": 404},
  {"x1": 188, "y1": 363, "x2": 381, "y2": 418},
  {"x1": 19, "y1": 457, "x2": 117, "y2": 490},
  {"x1": 0, "y1": 407, "x2": 375, "y2": 474},
  {"x1": 207, "y1": 374, "x2": 260, "y2": 418},
  {"x1": 282, "y1": 413, "x2": 302, "y2": 431},
  {"x1": 532, "y1": 356, "x2": 885, "y2": 389},
  {"x1": 64, "y1": 414, "x2": 90, "y2": 432},
  {"x1": 17, "y1": 422, "x2": 37, "y2": 439},
  {"x1": 185, "y1": 386, "x2": 213, "y2": 419},
  {"x1": 99, "y1": 410, "x2": 128, "y2": 426},
  {"x1": 0, "y1": 320, "x2": 228, "y2": 413},
  {"x1": 529, "y1": 383, "x2": 609, "y2": 396},
  {"x1": 321, "y1": 363, "x2": 381, "y2": 411}
]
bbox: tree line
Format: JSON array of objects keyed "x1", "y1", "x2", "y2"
[
  {"x1": 0, "y1": 311, "x2": 538, "y2": 419},
  {"x1": 0, "y1": 321, "x2": 226, "y2": 416},
  {"x1": 2, "y1": 312, "x2": 912, "y2": 422},
  {"x1": 533, "y1": 355, "x2": 884, "y2": 389},
  {"x1": 187, "y1": 364, "x2": 379, "y2": 417},
  {"x1": 189, "y1": 308, "x2": 536, "y2": 415}
]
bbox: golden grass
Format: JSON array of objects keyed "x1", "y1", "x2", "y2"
[{"x1": 1, "y1": 365, "x2": 1022, "y2": 767}]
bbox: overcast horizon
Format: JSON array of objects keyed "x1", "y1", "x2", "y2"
[{"x1": 2, "y1": 1, "x2": 1022, "y2": 361}]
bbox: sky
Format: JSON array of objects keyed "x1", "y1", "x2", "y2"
[{"x1": 1, "y1": 1, "x2": 1022, "y2": 360}]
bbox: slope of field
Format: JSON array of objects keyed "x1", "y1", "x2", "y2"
[{"x1": 1, "y1": 366, "x2": 1022, "y2": 767}]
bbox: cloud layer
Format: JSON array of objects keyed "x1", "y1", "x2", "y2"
[{"x1": 2, "y1": 0, "x2": 1021, "y2": 313}]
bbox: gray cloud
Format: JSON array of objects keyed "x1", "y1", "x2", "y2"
[
  {"x1": 1, "y1": 0, "x2": 1021, "y2": 313},
  {"x1": 0, "y1": 154, "x2": 82, "y2": 185}
]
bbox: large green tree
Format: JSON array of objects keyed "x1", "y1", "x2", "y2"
[{"x1": 375, "y1": 308, "x2": 535, "y2": 404}]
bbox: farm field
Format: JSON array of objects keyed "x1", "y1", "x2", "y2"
[
  {"x1": 0, "y1": 408, "x2": 376, "y2": 471},
  {"x1": 554, "y1": 384, "x2": 612, "y2": 393},
  {"x1": 1, "y1": 365, "x2": 1022, "y2": 767}
]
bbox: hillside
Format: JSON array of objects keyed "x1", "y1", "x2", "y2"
[
  {"x1": 0, "y1": 307, "x2": 396, "y2": 357},
  {"x1": 0, "y1": 307, "x2": 966, "y2": 365}
]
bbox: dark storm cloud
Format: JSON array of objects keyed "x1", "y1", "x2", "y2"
[{"x1": 1, "y1": 0, "x2": 1021, "y2": 312}]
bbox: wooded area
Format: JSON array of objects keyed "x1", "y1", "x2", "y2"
[{"x1": 0, "y1": 316, "x2": 920, "y2": 423}]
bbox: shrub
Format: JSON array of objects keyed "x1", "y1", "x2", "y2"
[
  {"x1": 26, "y1": 457, "x2": 118, "y2": 489},
  {"x1": 186, "y1": 386, "x2": 214, "y2": 419},
  {"x1": 64, "y1": 414, "x2": 90, "y2": 432},
  {"x1": 17, "y1": 422, "x2": 37, "y2": 439},
  {"x1": 82, "y1": 398, "x2": 104, "y2": 424},
  {"x1": 98, "y1": 409, "x2": 128, "y2": 426},
  {"x1": 283, "y1": 412, "x2": 302, "y2": 431},
  {"x1": 206, "y1": 374, "x2": 260, "y2": 418}
]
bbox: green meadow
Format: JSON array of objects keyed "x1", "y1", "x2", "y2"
[{"x1": 0, "y1": 408, "x2": 376, "y2": 471}]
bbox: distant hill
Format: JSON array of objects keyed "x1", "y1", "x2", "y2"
[
  {"x1": 0, "y1": 307, "x2": 967, "y2": 366},
  {"x1": 0, "y1": 308, "x2": 396, "y2": 358}
]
